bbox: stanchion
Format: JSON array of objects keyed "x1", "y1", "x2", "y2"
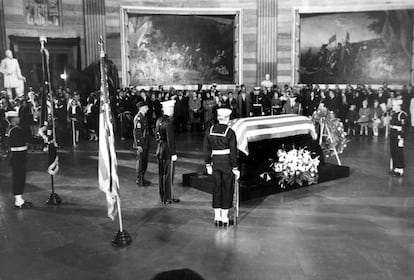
[
  {"x1": 72, "y1": 119, "x2": 76, "y2": 146},
  {"x1": 46, "y1": 174, "x2": 61, "y2": 205},
  {"x1": 111, "y1": 198, "x2": 132, "y2": 247}
]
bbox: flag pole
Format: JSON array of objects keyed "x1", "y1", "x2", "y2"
[
  {"x1": 40, "y1": 36, "x2": 61, "y2": 206},
  {"x1": 97, "y1": 36, "x2": 131, "y2": 246}
]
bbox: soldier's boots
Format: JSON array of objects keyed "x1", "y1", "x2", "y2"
[{"x1": 136, "y1": 177, "x2": 151, "y2": 186}]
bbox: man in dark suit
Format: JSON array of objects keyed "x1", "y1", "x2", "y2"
[
  {"x1": 282, "y1": 90, "x2": 302, "y2": 115},
  {"x1": 155, "y1": 100, "x2": 180, "y2": 204},
  {"x1": 173, "y1": 91, "x2": 189, "y2": 133},
  {"x1": 236, "y1": 85, "x2": 252, "y2": 118}
]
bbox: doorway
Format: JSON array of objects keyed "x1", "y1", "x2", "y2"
[{"x1": 9, "y1": 36, "x2": 80, "y2": 92}]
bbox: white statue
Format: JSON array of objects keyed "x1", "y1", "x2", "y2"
[
  {"x1": 0, "y1": 50, "x2": 26, "y2": 99},
  {"x1": 260, "y1": 73, "x2": 273, "y2": 90}
]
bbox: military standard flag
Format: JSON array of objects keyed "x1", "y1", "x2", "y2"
[{"x1": 98, "y1": 52, "x2": 120, "y2": 221}]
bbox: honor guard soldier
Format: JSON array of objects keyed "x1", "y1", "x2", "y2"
[
  {"x1": 389, "y1": 99, "x2": 408, "y2": 176},
  {"x1": 133, "y1": 101, "x2": 151, "y2": 186},
  {"x1": 203, "y1": 108, "x2": 240, "y2": 227},
  {"x1": 251, "y1": 86, "x2": 264, "y2": 116},
  {"x1": 155, "y1": 100, "x2": 180, "y2": 204},
  {"x1": 5, "y1": 111, "x2": 32, "y2": 209}
]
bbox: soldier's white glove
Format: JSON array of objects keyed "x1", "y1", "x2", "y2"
[
  {"x1": 206, "y1": 164, "x2": 212, "y2": 175},
  {"x1": 171, "y1": 155, "x2": 177, "y2": 161},
  {"x1": 232, "y1": 168, "x2": 240, "y2": 180},
  {"x1": 136, "y1": 146, "x2": 143, "y2": 153},
  {"x1": 398, "y1": 139, "x2": 404, "y2": 147}
]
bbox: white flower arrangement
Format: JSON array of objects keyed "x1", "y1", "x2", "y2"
[{"x1": 270, "y1": 148, "x2": 320, "y2": 188}]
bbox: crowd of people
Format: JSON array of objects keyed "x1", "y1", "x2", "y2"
[
  {"x1": 111, "y1": 81, "x2": 414, "y2": 139},
  {"x1": 1, "y1": 81, "x2": 414, "y2": 156}
]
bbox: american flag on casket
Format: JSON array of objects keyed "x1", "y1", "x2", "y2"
[{"x1": 228, "y1": 114, "x2": 317, "y2": 156}]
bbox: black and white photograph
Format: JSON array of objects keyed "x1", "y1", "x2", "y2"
[{"x1": 0, "y1": 1, "x2": 413, "y2": 280}]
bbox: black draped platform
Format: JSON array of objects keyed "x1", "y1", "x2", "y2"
[{"x1": 183, "y1": 134, "x2": 350, "y2": 201}]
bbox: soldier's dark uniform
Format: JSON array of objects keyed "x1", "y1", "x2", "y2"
[
  {"x1": 155, "y1": 114, "x2": 176, "y2": 203},
  {"x1": 250, "y1": 88, "x2": 264, "y2": 116},
  {"x1": 6, "y1": 123, "x2": 28, "y2": 197},
  {"x1": 203, "y1": 123, "x2": 238, "y2": 210},
  {"x1": 389, "y1": 109, "x2": 408, "y2": 174},
  {"x1": 133, "y1": 109, "x2": 150, "y2": 185}
]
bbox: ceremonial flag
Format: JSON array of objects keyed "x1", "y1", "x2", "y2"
[
  {"x1": 47, "y1": 141, "x2": 59, "y2": 175},
  {"x1": 328, "y1": 34, "x2": 336, "y2": 45},
  {"x1": 98, "y1": 50, "x2": 120, "y2": 221},
  {"x1": 345, "y1": 31, "x2": 350, "y2": 42}
]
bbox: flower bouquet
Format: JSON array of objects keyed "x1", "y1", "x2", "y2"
[{"x1": 270, "y1": 148, "x2": 320, "y2": 188}]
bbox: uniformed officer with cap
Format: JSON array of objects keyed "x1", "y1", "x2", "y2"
[
  {"x1": 389, "y1": 98, "x2": 408, "y2": 176},
  {"x1": 5, "y1": 111, "x2": 32, "y2": 209},
  {"x1": 133, "y1": 101, "x2": 151, "y2": 186},
  {"x1": 203, "y1": 108, "x2": 239, "y2": 227},
  {"x1": 251, "y1": 86, "x2": 264, "y2": 116},
  {"x1": 155, "y1": 100, "x2": 180, "y2": 204}
]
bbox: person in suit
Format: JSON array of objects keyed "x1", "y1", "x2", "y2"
[
  {"x1": 282, "y1": 91, "x2": 302, "y2": 115},
  {"x1": 155, "y1": 100, "x2": 180, "y2": 204},
  {"x1": 5, "y1": 111, "x2": 32, "y2": 209},
  {"x1": 203, "y1": 108, "x2": 239, "y2": 227},
  {"x1": 174, "y1": 91, "x2": 189, "y2": 133},
  {"x1": 133, "y1": 101, "x2": 151, "y2": 186},
  {"x1": 236, "y1": 85, "x2": 252, "y2": 118}
]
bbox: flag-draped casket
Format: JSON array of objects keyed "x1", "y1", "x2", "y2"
[{"x1": 228, "y1": 114, "x2": 322, "y2": 181}]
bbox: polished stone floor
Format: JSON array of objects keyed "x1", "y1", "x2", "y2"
[{"x1": 0, "y1": 131, "x2": 413, "y2": 280}]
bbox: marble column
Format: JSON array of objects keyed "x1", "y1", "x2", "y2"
[
  {"x1": 257, "y1": 0, "x2": 278, "y2": 85},
  {"x1": 84, "y1": 0, "x2": 106, "y2": 66}
]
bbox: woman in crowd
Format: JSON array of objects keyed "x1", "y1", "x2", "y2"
[
  {"x1": 302, "y1": 90, "x2": 319, "y2": 117},
  {"x1": 68, "y1": 99, "x2": 82, "y2": 144},
  {"x1": 370, "y1": 99, "x2": 383, "y2": 137},
  {"x1": 84, "y1": 93, "x2": 99, "y2": 141},
  {"x1": 271, "y1": 91, "x2": 284, "y2": 115},
  {"x1": 357, "y1": 99, "x2": 371, "y2": 136}
]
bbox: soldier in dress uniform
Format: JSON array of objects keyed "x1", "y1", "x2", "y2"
[
  {"x1": 155, "y1": 100, "x2": 180, "y2": 204},
  {"x1": 203, "y1": 108, "x2": 240, "y2": 227},
  {"x1": 250, "y1": 86, "x2": 264, "y2": 116},
  {"x1": 389, "y1": 99, "x2": 408, "y2": 176},
  {"x1": 5, "y1": 111, "x2": 32, "y2": 209},
  {"x1": 133, "y1": 101, "x2": 151, "y2": 186}
]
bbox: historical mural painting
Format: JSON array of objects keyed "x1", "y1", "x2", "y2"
[
  {"x1": 299, "y1": 10, "x2": 414, "y2": 84},
  {"x1": 127, "y1": 14, "x2": 235, "y2": 85}
]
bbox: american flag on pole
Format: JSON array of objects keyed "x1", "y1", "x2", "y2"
[{"x1": 98, "y1": 42, "x2": 120, "y2": 221}]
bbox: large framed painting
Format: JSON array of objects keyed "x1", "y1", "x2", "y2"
[
  {"x1": 120, "y1": 7, "x2": 242, "y2": 87},
  {"x1": 298, "y1": 9, "x2": 414, "y2": 85},
  {"x1": 24, "y1": 0, "x2": 61, "y2": 27}
]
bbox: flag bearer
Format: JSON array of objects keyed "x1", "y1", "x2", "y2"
[
  {"x1": 203, "y1": 108, "x2": 239, "y2": 227},
  {"x1": 5, "y1": 111, "x2": 32, "y2": 209}
]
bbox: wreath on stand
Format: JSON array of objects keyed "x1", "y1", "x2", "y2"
[{"x1": 311, "y1": 108, "x2": 349, "y2": 158}]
